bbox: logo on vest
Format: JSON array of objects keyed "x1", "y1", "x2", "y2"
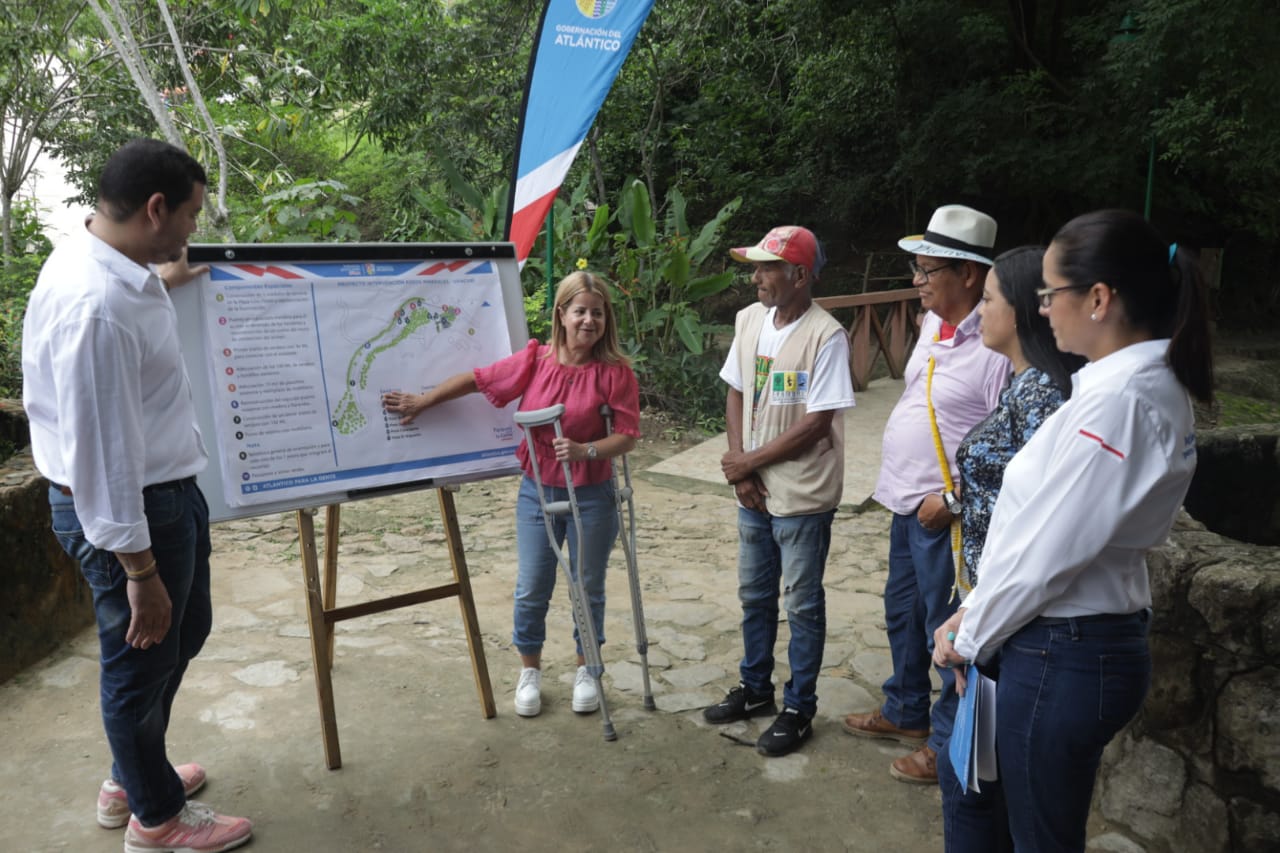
[{"x1": 769, "y1": 370, "x2": 809, "y2": 405}]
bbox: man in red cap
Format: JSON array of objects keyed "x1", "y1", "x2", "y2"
[{"x1": 701, "y1": 226, "x2": 855, "y2": 757}]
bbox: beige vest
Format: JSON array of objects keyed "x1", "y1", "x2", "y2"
[{"x1": 735, "y1": 302, "x2": 846, "y2": 516}]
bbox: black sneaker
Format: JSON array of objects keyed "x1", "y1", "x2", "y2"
[
  {"x1": 756, "y1": 708, "x2": 813, "y2": 757},
  {"x1": 702, "y1": 683, "x2": 777, "y2": 724}
]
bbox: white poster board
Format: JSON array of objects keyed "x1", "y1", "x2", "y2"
[{"x1": 176, "y1": 243, "x2": 528, "y2": 522}]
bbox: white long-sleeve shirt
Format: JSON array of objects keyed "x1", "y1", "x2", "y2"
[
  {"x1": 22, "y1": 226, "x2": 207, "y2": 553},
  {"x1": 954, "y1": 339, "x2": 1196, "y2": 663}
]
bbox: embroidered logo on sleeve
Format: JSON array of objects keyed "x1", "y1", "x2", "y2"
[
  {"x1": 1078, "y1": 429, "x2": 1125, "y2": 460},
  {"x1": 769, "y1": 370, "x2": 809, "y2": 405}
]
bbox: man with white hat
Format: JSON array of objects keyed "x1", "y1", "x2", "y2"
[
  {"x1": 702, "y1": 225, "x2": 855, "y2": 757},
  {"x1": 842, "y1": 205, "x2": 1010, "y2": 783}
]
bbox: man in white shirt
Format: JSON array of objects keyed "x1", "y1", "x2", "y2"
[
  {"x1": 702, "y1": 226, "x2": 856, "y2": 757},
  {"x1": 22, "y1": 139, "x2": 252, "y2": 852}
]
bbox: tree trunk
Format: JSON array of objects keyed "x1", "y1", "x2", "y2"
[
  {"x1": 155, "y1": 0, "x2": 234, "y2": 240},
  {"x1": 86, "y1": 0, "x2": 183, "y2": 147},
  {"x1": 2, "y1": 192, "x2": 12, "y2": 263}
]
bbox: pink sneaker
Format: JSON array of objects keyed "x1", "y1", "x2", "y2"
[
  {"x1": 98, "y1": 763, "x2": 208, "y2": 829},
  {"x1": 123, "y1": 801, "x2": 252, "y2": 853}
]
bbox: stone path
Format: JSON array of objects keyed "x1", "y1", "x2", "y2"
[{"x1": 0, "y1": 379, "x2": 1142, "y2": 852}]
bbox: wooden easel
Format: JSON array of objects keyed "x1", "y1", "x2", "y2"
[{"x1": 294, "y1": 486, "x2": 496, "y2": 770}]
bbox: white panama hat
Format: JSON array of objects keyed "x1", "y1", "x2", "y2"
[{"x1": 898, "y1": 204, "x2": 997, "y2": 265}]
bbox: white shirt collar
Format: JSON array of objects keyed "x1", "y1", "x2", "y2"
[
  {"x1": 1072, "y1": 339, "x2": 1171, "y2": 397},
  {"x1": 927, "y1": 302, "x2": 983, "y2": 344},
  {"x1": 83, "y1": 225, "x2": 159, "y2": 294}
]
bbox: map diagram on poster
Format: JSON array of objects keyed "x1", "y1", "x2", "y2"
[{"x1": 198, "y1": 258, "x2": 520, "y2": 508}]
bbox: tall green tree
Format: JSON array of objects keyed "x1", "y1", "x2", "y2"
[{"x1": 0, "y1": 0, "x2": 87, "y2": 259}]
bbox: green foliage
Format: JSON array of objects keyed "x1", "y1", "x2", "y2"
[
  {"x1": 249, "y1": 179, "x2": 362, "y2": 242},
  {"x1": 0, "y1": 200, "x2": 52, "y2": 398},
  {"x1": 294, "y1": 0, "x2": 535, "y2": 184},
  {"x1": 12, "y1": 0, "x2": 1278, "y2": 376},
  {"x1": 0, "y1": 260, "x2": 38, "y2": 399},
  {"x1": 340, "y1": 147, "x2": 435, "y2": 242},
  {"x1": 4, "y1": 197, "x2": 52, "y2": 258},
  {"x1": 1217, "y1": 392, "x2": 1280, "y2": 427},
  {"x1": 522, "y1": 282, "x2": 551, "y2": 342},
  {"x1": 405, "y1": 154, "x2": 510, "y2": 243},
  {"x1": 542, "y1": 179, "x2": 741, "y2": 427},
  {"x1": 610, "y1": 180, "x2": 740, "y2": 361}
]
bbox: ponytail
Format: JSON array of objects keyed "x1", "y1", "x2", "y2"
[{"x1": 1167, "y1": 246, "x2": 1214, "y2": 403}]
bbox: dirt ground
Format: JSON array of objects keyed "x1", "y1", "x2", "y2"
[{"x1": 0, "y1": 416, "x2": 1135, "y2": 852}]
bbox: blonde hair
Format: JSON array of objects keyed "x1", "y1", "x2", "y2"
[{"x1": 549, "y1": 270, "x2": 628, "y2": 365}]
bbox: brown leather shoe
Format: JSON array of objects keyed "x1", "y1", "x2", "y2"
[
  {"x1": 889, "y1": 745, "x2": 938, "y2": 784},
  {"x1": 841, "y1": 710, "x2": 928, "y2": 746}
]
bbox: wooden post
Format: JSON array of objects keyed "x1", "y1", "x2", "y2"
[
  {"x1": 438, "y1": 487, "x2": 497, "y2": 718},
  {"x1": 815, "y1": 289, "x2": 921, "y2": 390},
  {"x1": 322, "y1": 504, "x2": 340, "y2": 665},
  {"x1": 297, "y1": 508, "x2": 341, "y2": 769}
]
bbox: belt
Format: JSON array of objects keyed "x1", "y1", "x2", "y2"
[
  {"x1": 49, "y1": 476, "x2": 195, "y2": 497},
  {"x1": 1032, "y1": 610, "x2": 1148, "y2": 627}
]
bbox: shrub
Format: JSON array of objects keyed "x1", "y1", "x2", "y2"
[{"x1": 0, "y1": 199, "x2": 54, "y2": 399}]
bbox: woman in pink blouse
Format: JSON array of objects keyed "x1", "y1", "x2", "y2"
[{"x1": 383, "y1": 271, "x2": 640, "y2": 718}]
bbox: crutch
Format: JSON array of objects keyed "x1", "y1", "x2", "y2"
[
  {"x1": 512, "y1": 404, "x2": 617, "y2": 741},
  {"x1": 599, "y1": 404, "x2": 655, "y2": 711}
]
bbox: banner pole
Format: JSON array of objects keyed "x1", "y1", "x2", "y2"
[{"x1": 545, "y1": 206, "x2": 554, "y2": 311}]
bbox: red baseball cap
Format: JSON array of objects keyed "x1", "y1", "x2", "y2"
[{"x1": 730, "y1": 226, "x2": 825, "y2": 277}]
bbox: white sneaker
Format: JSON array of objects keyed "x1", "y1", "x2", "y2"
[
  {"x1": 572, "y1": 665, "x2": 600, "y2": 714},
  {"x1": 515, "y1": 667, "x2": 542, "y2": 717}
]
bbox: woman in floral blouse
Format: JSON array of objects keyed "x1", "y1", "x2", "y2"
[
  {"x1": 939, "y1": 245, "x2": 1085, "y2": 850},
  {"x1": 954, "y1": 246, "x2": 1085, "y2": 596}
]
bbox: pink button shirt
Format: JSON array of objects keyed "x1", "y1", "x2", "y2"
[
  {"x1": 873, "y1": 306, "x2": 1010, "y2": 515},
  {"x1": 474, "y1": 341, "x2": 640, "y2": 487}
]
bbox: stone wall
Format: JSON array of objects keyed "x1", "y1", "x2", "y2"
[
  {"x1": 1096, "y1": 514, "x2": 1280, "y2": 852},
  {"x1": 0, "y1": 399, "x2": 93, "y2": 684},
  {"x1": 1183, "y1": 427, "x2": 1280, "y2": 546}
]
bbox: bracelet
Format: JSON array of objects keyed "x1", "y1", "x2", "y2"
[{"x1": 125, "y1": 559, "x2": 158, "y2": 582}]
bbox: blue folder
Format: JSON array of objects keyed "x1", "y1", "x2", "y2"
[{"x1": 948, "y1": 663, "x2": 980, "y2": 792}]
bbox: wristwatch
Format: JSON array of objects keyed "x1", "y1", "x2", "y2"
[
  {"x1": 941, "y1": 490, "x2": 961, "y2": 514},
  {"x1": 586, "y1": 444, "x2": 598, "y2": 460}
]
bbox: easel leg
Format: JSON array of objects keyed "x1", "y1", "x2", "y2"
[
  {"x1": 438, "y1": 488, "x2": 496, "y2": 718},
  {"x1": 298, "y1": 508, "x2": 342, "y2": 769},
  {"x1": 323, "y1": 504, "x2": 340, "y2": 665}
]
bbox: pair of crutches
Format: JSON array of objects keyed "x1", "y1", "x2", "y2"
[{"x1": 511, "y1": 403, "x2": 654, "y2": 742}]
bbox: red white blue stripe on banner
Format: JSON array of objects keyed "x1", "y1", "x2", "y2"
[
  {"x1": 505, "y1": 0, "x2": 655, "y2": 266},
  {"x1": 207, "y1": 260, "x2": 495, "y2": 282}
]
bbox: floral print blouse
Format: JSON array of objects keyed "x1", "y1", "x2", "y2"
[{"x1": 955, "y1": 367, "x2": 1067, "y2": 594}]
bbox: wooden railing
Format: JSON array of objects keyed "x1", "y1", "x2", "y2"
[{"x1": 814, "y1": 289, "x2": 921, "y2": 391}]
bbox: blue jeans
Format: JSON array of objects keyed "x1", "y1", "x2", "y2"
[
  {"x1": 736, "y1": 507, "x2": 833, "y2": 718},
  {"x1": 513, "y1": 476, "x2": 618, "y2": 657},
  {"x1": 996, "y1": 612, "x2": 1151, "y2": 852},
  {"x1": 49, "y1": 478, "x2": 212, "y2": 827},
  {"x1": 882, "y1": 511, "x2": 958, "y2": 753},
  {"x1": 937, "y1": 680, "x2": 1013, "y2": 853}
]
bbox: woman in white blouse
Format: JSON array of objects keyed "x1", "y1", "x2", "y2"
[{"x1": 932, "y1": 209, "x2": 1213, "y2": 853}]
